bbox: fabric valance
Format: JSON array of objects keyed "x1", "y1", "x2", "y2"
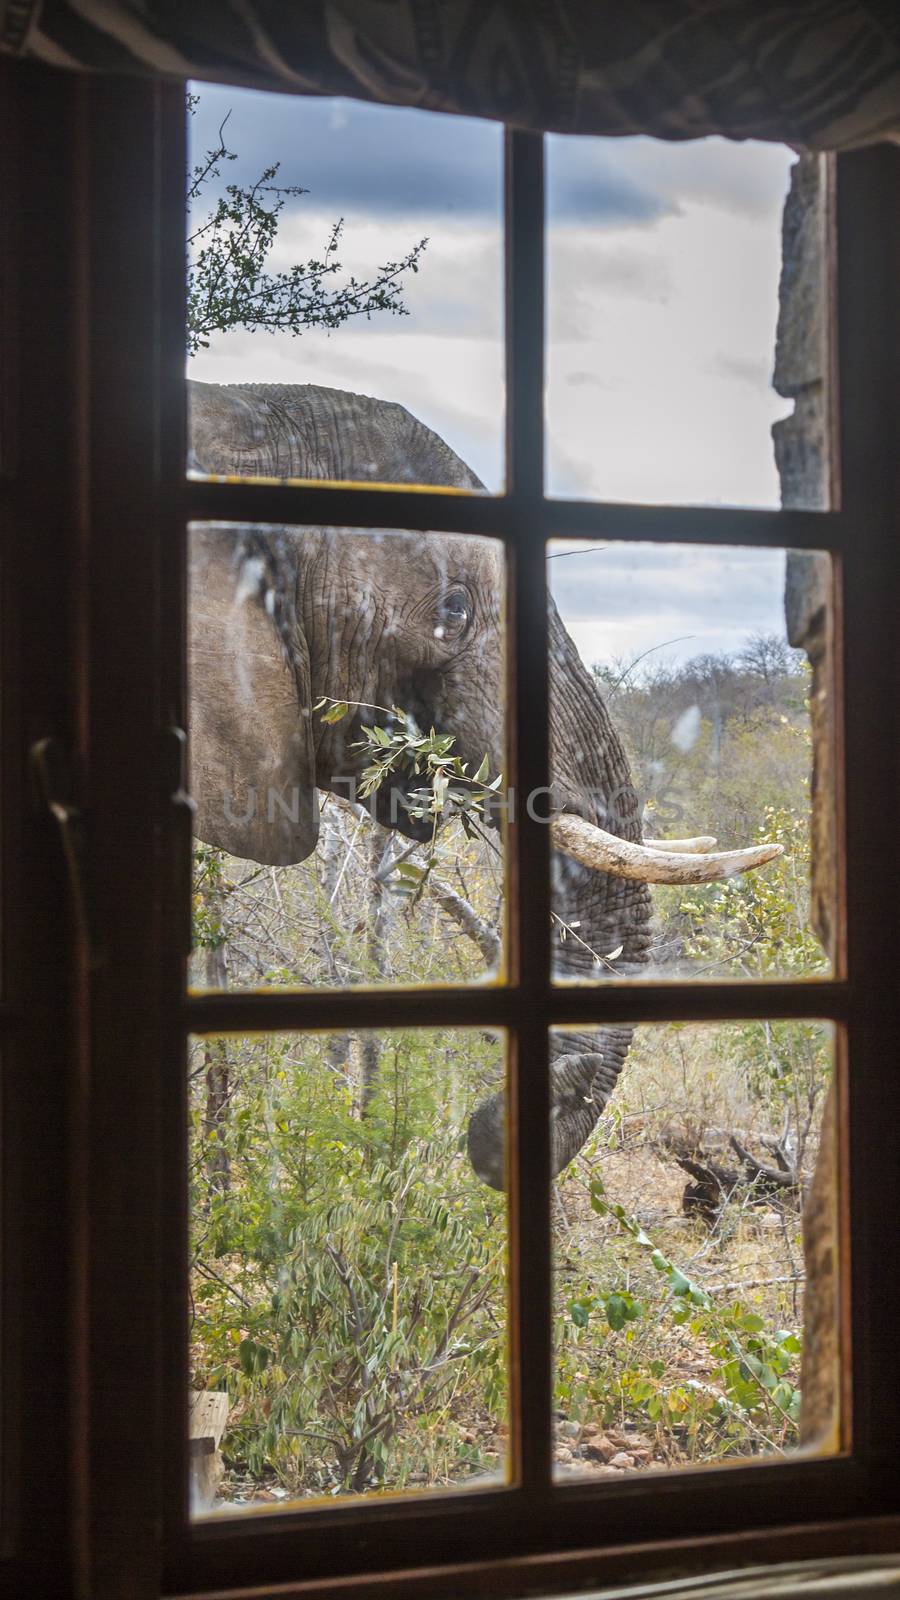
[{"x1": 4, "y1": 1, "x2": 900, "y2": 148}]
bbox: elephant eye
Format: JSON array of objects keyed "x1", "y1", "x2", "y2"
[{"x1": 434, "y1": 589, "x2": 471, "y2": 641}]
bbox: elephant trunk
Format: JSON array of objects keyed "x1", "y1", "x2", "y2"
[
  {"x1": 545, "y1": 607, "x2": 653, "y2": 1178},
  {"x1": 467, "y1": 603, "x2": 654, "y2": 1190},
  {"x1": 467, "y1": 598, "x2": 784, "y2": 1190}
]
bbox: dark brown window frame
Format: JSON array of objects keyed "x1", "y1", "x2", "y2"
[{"x1": 2, "y1": 66, "x2": 899, "y2": 1600}]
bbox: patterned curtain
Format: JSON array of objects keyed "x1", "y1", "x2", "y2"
[{"x1": 3, "y1": 0, "x2": 900, "y2": 148}]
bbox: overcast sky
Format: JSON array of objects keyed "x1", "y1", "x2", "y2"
[{"x1": 188, "y1": 87, "x2": 800, "y2": 670}]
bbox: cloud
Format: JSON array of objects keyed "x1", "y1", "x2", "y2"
[
  {"x1": 266, "y1": 211, "x2": 503, "y2": 342},
  {"x1": 190, "y1": 83, "x2": 673, "y2": 226},
  {"x1": 187, "y1": 84, "x2": 800, "y2": 662},
  {"x1": 190, "y1": 85, "x2": 503, "y2": 219},
  {"x1": 547, "y1": 238, "x2": 671, "y2": 342},
  {"x1": 548, "y1": 543, "x2": 789, "y2": 670},
  {"x1": 545, "y1": 131, "x2": 794, "y2": 232},
  {"x1": 546, "y1": 136, "x2": 673, "y2": 225},
  {"x1": 597, "y1": 135, "x2": 797, "y2": 222},
  {"x1": 546, "y1": 201, "x2": 793, "y2": 505},
  {"x1": 707, "y1": 351, "x2": 775, "y2": 390},
  {"x1": 565, "y1": 371, "x2": 623, "y2": 392},
  {"x1": 327, "y1": 101, "x2": 349, "y2": 133},
  {"x1": 189, "y1": 86, "x2": 795, "y2": 243}
]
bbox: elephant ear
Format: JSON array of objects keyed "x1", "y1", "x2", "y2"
[{"x1": 188, "y1": 524, "x2": 319, "y2": 866}]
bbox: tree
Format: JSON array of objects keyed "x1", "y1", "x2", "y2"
[
  {"x1": 186, "y1": 94, "x2": 428, "y2": 355},
  {"x1": 737, "y1": 633, "x2": 806, "y2": 696}
]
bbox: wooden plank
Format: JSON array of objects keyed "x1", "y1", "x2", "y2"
[
  {"x1": 188, "y1": 1392, "x2": 229, "y2": 1512},
  {"x1": 188, "y1": 1392, "x2": 228, "y2": 1451}
]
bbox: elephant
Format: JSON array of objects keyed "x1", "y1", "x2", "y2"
[{"x1": 188, "y1": 378, "x2": 778, "y2": 1190}]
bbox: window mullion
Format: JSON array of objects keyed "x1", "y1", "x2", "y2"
[
  {"x1": 833, "y1": 144, "x2": 900, "y2": 1474},
  {"x1": 185, "y1": 477, "x2": 509, "y2": 536},
  {"x1": 549, "y1": 499, "x2": 849, "y2": 552},
  {"x1": 185, "y1": 481, "x2": 847, "y2": 555},
  {"x1": 181, "y1": 977, "x2": 850, "y2": 1035},
  {"x1": 76, "y1": 75, "x2": 188, "y2": 1600},
  {"x1": 504, "y1": 127, "x2": 553, "y2": 1498}
]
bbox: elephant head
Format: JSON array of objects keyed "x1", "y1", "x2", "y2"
[
  {"x1": 190, "y1": 519, "x2": 504, "y2": 863},
  {"x1": 188, "y1": 378, "x2": 780, "y2": 1189}
]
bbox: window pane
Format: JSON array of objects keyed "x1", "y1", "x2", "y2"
[
  {"x1": 550, "y1": 1022, "x2": 838, "y2": 1478},
  {"x1": 186, "y1": 86, "x2": 502, "y2": 490},
  {"x1": 546, "y1": 141, "x2": 830, "y2": 511},
  {"x1": 547, "y1": 541, "x2": 835, "y2": 983},
  {"x1": 188, "y1": 524, "x2": 506, "y2": 990},
  {"x1": 189, "y1": 1029, "x2": 508, "y2": 1514}
]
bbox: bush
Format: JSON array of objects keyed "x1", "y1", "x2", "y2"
[{"x1": 190, "y1": 1031, "x2": 506, "y2": 1493}]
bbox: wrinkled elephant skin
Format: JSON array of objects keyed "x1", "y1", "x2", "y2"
[{"x1": 189, "y1": 379, "x2": 653, "y2": 1186}]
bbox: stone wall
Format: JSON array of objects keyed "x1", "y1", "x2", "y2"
[
  {"x1": 773, "y1": 152, "x2": 839, "y2": 1452},
  {"x1": 773, "y1": 154, "x2": 829, "y2": 513},
  {"x1": 775, "y1": 153, "x2": 835, "y2": 960}
]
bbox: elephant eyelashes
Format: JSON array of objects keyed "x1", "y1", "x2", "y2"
[{"x1": 434, "y1": 589, "x2": 471, "y2": 641}]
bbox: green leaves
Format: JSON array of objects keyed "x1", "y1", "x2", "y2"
[
  {"x1": 569, "y1": 1300, "x2": 591, "y2": 1329},
  {"x1": 319, "y1": 700, "x2": 349, "y2": 725},
  {"x1": 573, "y1": 1170, "x2": 803, "y2": 1449},
  {"x1": 190, "y1": 1029, "x2": 506, "y2": 1494},
  {"x1": 186, "y1": 100, "x2": 427, "y2": 356},
  {"x1": 239, "y1": 1338, "x2": 271, "y2": 1377},
  {"x1": 568, "y1": 1290, "x2": 642, "y2": 1333},
  {"x1": 605, "y1": 1292, "x2": 642, "y2": 1331},
  {"x1": 313, "y1": 701, "x2": 502, "y2": 878},
  {"x1": 387, "y1": 861, "x2": 430, "y2": 901}
]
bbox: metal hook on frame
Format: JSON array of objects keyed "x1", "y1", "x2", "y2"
[{"x1": 30, "y1": 735, "x2": 103, "y2": 969}]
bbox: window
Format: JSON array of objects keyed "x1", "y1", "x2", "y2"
[{"x1": 2, "y1": 63, "x2": 899, "y2": 1600}]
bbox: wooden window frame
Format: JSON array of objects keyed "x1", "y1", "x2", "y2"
[{"x1": 2, "y1": 65, "x2": 899, "y2": 1600}]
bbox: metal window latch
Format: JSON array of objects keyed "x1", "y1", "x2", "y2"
[
  {"x1": 161, "y1": 725, "x2": 197, "y2": 960},
  {"x1": 30, "y1": 735, "x2": 103, "y2": 969},
  {"x1": 31, "y1": 729, "x2": 197, "y2": 968}
]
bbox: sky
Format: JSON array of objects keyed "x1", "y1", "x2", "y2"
[{"x1": 188, "y1": 87, "x2": 802, "y2": 670}]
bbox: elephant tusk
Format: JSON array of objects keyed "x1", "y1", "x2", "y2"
[
  {"x1": 643, "y1": 835, "x2": 717, "y2": 854},
  {"x1": 552, "y1": 813, "x2": 783, "y2": 885}
]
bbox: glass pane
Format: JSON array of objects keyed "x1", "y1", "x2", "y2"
[
  {"x1": 188, "y1": 524, "x2": 506, "y2": 990},
  {"x1": 186, "y1": 85, "x2": 502, "y2": 490},
  {"x1": 189, "y1": 1029, "x2": 508, "y2": 1513},
  {"x1": 546, "y1": 140, "x2": 830, "y2": 510},
  {"x1": 547, "y1": 541, "x2": 834, "y2": 983},
  {"x1": 550, "y1": 1021, "x2": 838, "y2": 1476}
]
